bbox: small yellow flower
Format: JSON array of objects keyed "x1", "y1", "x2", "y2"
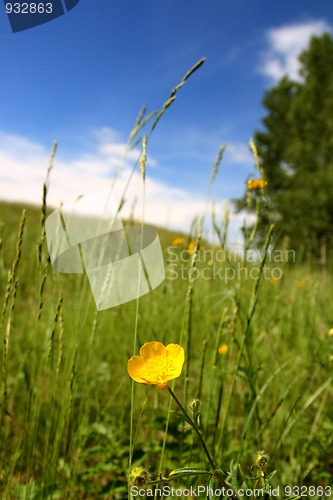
[
  {"x1": 187, "y1": 242, "x2": 197, "y2": 254},
  {"x1": 187, "y1": 242, "x2": 204, "y2": 254},
  {"x1": 127, "y1": 341, "x2": 185, "y2": 390},
  {"x1": 296, "y1": 281, "x2": 305, "y2": 287},
  {"x1": 328, "y1": 328, "x2": 333, "y2": 337},
  {"x1": 270, "y1": 277, "x2": 279, "y2": 284},
  {"x1": 170, "y1": 236, "x2": 185, "y2": 246},
  {"x1": 248, "y1": 178, "x2": 267, "y2": 190},
  {"x1": 218, "y1": 344, "x2": 229, "y2": 355}
]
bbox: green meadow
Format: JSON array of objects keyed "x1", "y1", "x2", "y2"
[
  {"x1": 0, "y1": 193, "x2": 332, "y2": 499},
  {"x1": 0, "y1": 61, "x2": 332, "y2": 500}
]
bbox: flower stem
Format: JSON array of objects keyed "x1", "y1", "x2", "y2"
[{"x1": 167, "y1": 386, "x2": 235, "y2": 500}]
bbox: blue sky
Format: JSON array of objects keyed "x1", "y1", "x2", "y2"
[{"x1": 1, "y1": 0, "x2": 332, "y2": 242}]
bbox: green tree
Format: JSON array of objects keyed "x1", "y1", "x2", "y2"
[{"x1": 237, "y1": 33, "x2": 333, "y2": 264}]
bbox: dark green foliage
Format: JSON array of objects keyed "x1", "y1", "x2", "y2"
[{"x1": 236, "y1": 33, "x2": 333, "y2": 263}]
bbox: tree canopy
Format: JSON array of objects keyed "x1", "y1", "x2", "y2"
[{"x1": 236, "y1": 33, "x2": 333, "y2": 262}]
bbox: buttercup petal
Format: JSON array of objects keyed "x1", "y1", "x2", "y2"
[
  {"x1": 127, "y1": 355, "x2": 150, "y2": 384},
  {"x1": 166, "y1": 343, "x2": 185, "y2": 376},
  {"x1": 140, "y1": 341, "x2": 166, "y2": 361}
]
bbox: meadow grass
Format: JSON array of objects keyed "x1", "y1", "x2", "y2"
[
  {"x1": 0, "y1": 60, "x2": 332, "y2": 499},
  {"x1": 0, "y1": 196, "x2": 332, "y2": 500}
]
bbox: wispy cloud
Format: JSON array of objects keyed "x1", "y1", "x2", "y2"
[
  {"x1": 0, "y1": 129, "x2": 250, "y2": 243},
  {"x1": 225, "y1": 142, "x2": 253, "y2": 165},
  {"x1": 259, "y1": 20, "x2": 332, "y2": 82}
]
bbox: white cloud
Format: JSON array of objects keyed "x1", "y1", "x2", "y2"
[
  {"x1": 0, "y1": 129, "x2": 249, "y2": 243},
  {"x1": 225, "y1": 142, "x2": 253, "y2": 165},
  {"x1": 259, "y1": 20, "x2": 332, "y2": 82}
]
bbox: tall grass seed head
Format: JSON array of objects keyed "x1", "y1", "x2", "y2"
[
  {"x1": 246, "y1": 188, "x2": 253, "y2": 209},
  {"x1": 224, "y1": 315, "x2": 234, "y2": 326}
]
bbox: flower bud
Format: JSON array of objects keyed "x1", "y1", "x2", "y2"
[
  {"x1": 129, "y1": 466, "x2": 149, "y2": 486},
  {"x1": 255, "y1": 450, "x2": 270, "y2": 468},
  {"x1": 189, "y1": 399, "x2": 201, "y2": 414}
]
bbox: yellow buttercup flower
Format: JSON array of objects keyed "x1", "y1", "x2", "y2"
[
  {"x1": 270, "y1": 277, "x2": 279, "y2": 284},
  {"x1": 187, "y1": 241, "x2": 197, "y2": 254},
  {"x1": 218, "y1": 343, "x2": 229, "y2": 355},
  {"x1": 127, "y1": 341, "x2": 185, "y2": 389},
  {"x1": 296, "y1": 281, "x2": 305, "y2": 287},
  {"x1": 328, "y1": 328, "x2": 333, "y2": 337},
  {"x1": 170, "y1": 236, "x2": 185, "y2": 246},
  {"x1": 187, "y1": 242, "x2": 204, "y2": 254},
  {"x1": 248, "y1": 178, "x2": 267, "y2": 190}
]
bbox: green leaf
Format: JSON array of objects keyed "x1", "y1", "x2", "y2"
[
  {"x1": 266, "y1": 470, "x2": 277, "y2": 481},
  {"x1": 214, "y1": 467, "x2": 229, "y2": 477},
  {"x1": 208, "y1": 475, "x2": 215, "y2": 500},
  {"x1": 169, "y1": 467, "x2": 212, "y2": 478}
]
